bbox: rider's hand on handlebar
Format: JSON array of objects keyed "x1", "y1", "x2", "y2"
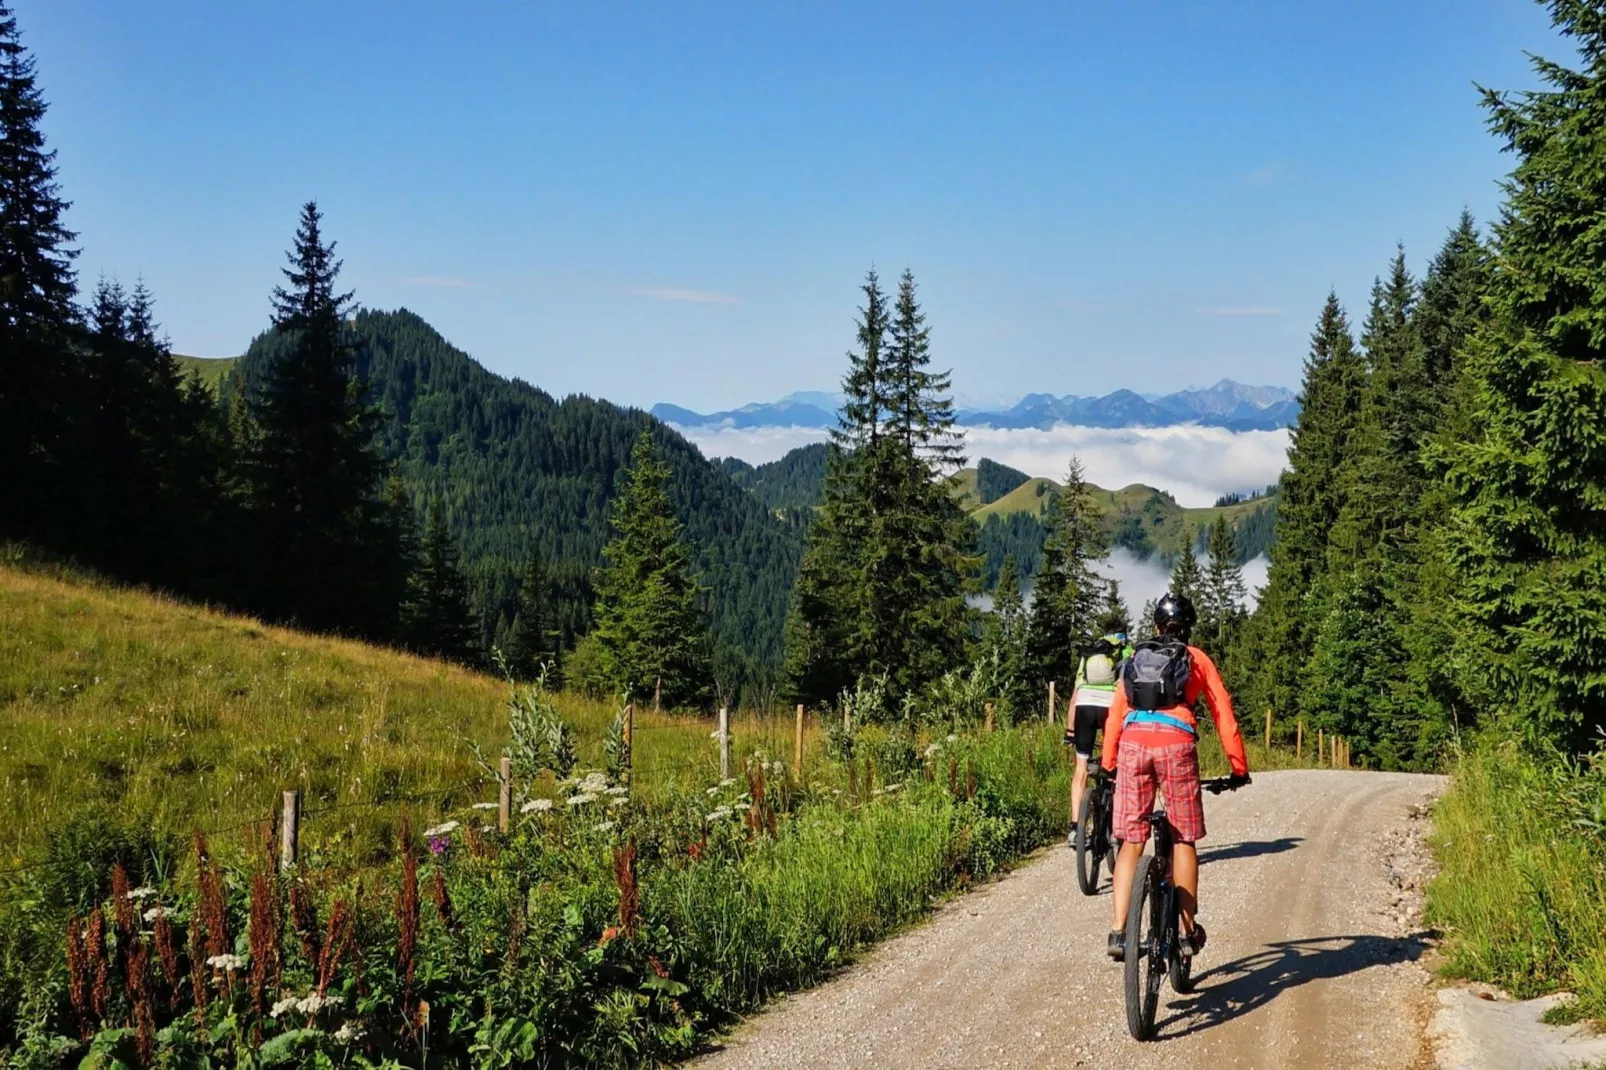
[{"x1": 1226, "y1": 773, "x2": 1252, "y2": 790}]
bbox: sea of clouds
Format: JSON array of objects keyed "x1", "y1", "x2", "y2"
[{"x1": 677, "y1": 423, "x2": 1292, "y2": 509}]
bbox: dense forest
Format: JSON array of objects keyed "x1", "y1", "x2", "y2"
[
  {"x1": 1227, "y1": 1, "x2": 1606, "y2": 769},
  {"x1": 233, "y1": 310, "x2": 802, "y2": 682}
]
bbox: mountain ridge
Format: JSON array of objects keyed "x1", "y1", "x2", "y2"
[{"x1": 655, "y1": 379, "x2": 1298, "y2": 432}]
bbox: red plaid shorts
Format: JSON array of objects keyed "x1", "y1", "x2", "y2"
[{"x1": 1113, "y1": 734, "x2": 1206, "y2": 843}]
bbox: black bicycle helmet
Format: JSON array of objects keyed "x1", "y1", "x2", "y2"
[{"x1": 1153, "y1": 591, "x2": 1197, "y2": 640}]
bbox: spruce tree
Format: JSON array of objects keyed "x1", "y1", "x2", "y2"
[
  {"x1": 1097, "y1": 579, "x2": 1132, "y2": 636},
  {"x1": 987, "y1": 554, "x2": 1032, "y2": 719},
  {"x1": 1441, "y1": 7, "x2": 1606, "y2": 751},
  {"x1": 1199, "y1": 516, "x2": 1246, "y2": 658},
  {"x1": 0, "y1": 0, "x2": 80, "y2": 545},
  {"x1": 1025, "y1": 457, "x2": 1106, "y2": 695},
  {"x1": 593, "y1": 432, "x2": 710, "y2": 708},
  {"x1": 785, "y1": 269, "x2": 974, "y2": 705},
  {"x1": 1168, "y1": 545, "x2": 1202, "y2": 604},
  {"x1": 402, "y1": 500, "x2": 478, "y2": 664},
  {"x1": 247, "y1": 202, "x2": 397, "y2": 636},
  {"x1": 784, "y1": 273, "x2": 888, "y2": 705},
  {"x1": 1236, "y1": 294, "x2": 1365, "y2": 723},
  {"x1": 506, "y1": 545, "x2": 561, "y2": 683}
]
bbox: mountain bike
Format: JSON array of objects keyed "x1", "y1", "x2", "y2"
[
  {"x1": 1073, "y1": 765, "x2": 1117, "y2": 895},
  {"x1": 1123, "y1": 775, "x2": 1249, "y2": 1041}
]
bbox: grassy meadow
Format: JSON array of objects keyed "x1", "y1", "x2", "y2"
[
  {"x1": 0, "y1": 555, "x2": 830, "y2": 867},
  {"x1": 1426, "y1": 735, "x2": 1606, "y2": 1024}
]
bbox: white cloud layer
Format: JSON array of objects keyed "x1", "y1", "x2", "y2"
[
  {"x1": 1096, "y1": 550, "x2": 1267, "y2": 618},
  {"x1": 677, "y1": 424, "x2": 1292, "y2": 509}
]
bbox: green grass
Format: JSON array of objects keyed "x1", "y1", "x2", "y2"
[
  {"x1": 0, "y1": 554, "x2": 828, "y2": 867},
  {"x1": 170, "y1": 353, "x2": 238, "y2": 393},
  {"x1": 1425, "y1": 733, "x2": 1606, "y2": 1025}
]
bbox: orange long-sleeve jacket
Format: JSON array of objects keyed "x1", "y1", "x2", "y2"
[{"x1": 1100, "y1": 644, "x2": 1249, "y2": 777}]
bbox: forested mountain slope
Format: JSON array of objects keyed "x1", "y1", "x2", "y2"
[{"x1": 236, "y1": 310, "x2": 802, "y2": 668}]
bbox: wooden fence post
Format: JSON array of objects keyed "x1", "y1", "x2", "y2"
[
  {"x1": 984, "y1": 702, "x2": 995, "y2": 733},
  {"x1": 280, "y1": 790, "x2": 300, "y2": 870},
  {"x1": 498, "y1": 756, "x2": 512, "y2": 834},
  {"x1": 794, "y1": 704, "x2": 805, "y2": 777},
  {"x1": 1317, "y1": 729, "x2": 1324, "y2": 768},
  {"x1": 1047, "y1": 681, "x2": 1057, "y2": 724},
  {"x1": 1331, "y1": 736, "x2": 1338, "y2": 768},
  {"x1": 1265, "y1": 709, "x2": 1273, "y2": 751},
  {"x1": 719, "y1": 706, "x2": 730, "y2": 780},
  {"x1": 1296, "y1": 720, "x2": 1304, "y2": 761}
]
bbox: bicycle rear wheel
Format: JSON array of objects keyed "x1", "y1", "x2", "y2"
[
  {"x1": 1074, "y1": 790, "x2": 1102, "y2": 895},
  {"x1": 1123, "y1": 854, "x2": 1162, "y2": 1041}
]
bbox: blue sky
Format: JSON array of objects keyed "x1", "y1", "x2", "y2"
[{"x1": 25, "y1": 1, "x2": 1559, "y2": 410}]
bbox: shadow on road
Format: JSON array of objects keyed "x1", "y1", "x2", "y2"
[
  {"x1": 1155, "y1": 932, "x2": 1431, "y2": 1040},
  {"x1": 1197, "y1": 836, "x2": 1304, "y2": 864}
]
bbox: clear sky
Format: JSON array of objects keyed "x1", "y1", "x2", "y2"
[{"x1": 23, "y1": 0, "x2": 1559, "y2": 410}]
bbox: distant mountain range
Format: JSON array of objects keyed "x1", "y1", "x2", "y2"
[{"x1": 654, "y1": 380, "x2": 1299, "y2": 433}]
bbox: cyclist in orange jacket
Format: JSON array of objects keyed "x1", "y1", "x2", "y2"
[{"x1": 1102, "y1": 591, "x2": 1249, "y2": 962}]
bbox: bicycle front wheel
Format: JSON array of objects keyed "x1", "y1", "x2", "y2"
[
  {"x1": 1075, "y1": 789, "x2": 1102, "y2": 895},
  {"x1": 1123, "y1": 854, "x2": 1162, "y2": 1041}
]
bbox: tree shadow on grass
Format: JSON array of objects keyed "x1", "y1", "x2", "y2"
[
  {"x1": 1197, "y1": 836, "x2": 1304, "y2": 864},
  {"x1": 1154, "y1": 932, "x2": 1431, "y2": 1040}
]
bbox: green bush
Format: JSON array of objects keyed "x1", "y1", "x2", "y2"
[{"x1": 1426, "y1": 732, "x2": 1606, "y2": 1022}]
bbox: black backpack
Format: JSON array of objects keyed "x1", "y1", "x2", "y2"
[{"x1": 1121, "y1": 639, "x2": 1192, "y2": 710}]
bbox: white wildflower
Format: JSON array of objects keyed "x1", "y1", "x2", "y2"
[
  {"x1": 334, "y1": 1021, "x2": 365, "y2": 1044},
  {"x1": 422, "y1": 820, "x2": 460, "y2": 838},
  {"x1": 704, "y1": 786, "x2": 722, "y2": 797},
  {"x1": 594, "y1": 820, "x2": 617, "y2": 832},
  {"x1": 605, "y1": 785, "x2": 628, "y2": 796},
  {"x1": 578, "y1": 772, "x2": 609, "y2": 792},
  {"x1": 705, "y1": 807, "x2": 732, "y2": 822},
  {"x1": 481, "y1": 824, "x2": 496, "y2": 834},
  {"x1": 269, "y1": 997, "x2": 297, "y2": 1019},
  {"x1": 125, "y1": 886, "x2": 157, "y2": 902},
  {"x1": 719, "y1": 778, "x2": 737, "y2": 787},
  {"x1": 734, "y1": 802, "x2": 752, "y2": 811},
  {"x1": 207, "y1": 953, "x2": 246, "y2": 971},
  {"x1": 294, "y1": 992, "x2": 342, "y2": 1015},
  {"x1": 945, "y1": 733, "x2": 958, "y2": 743},
  {"x1": 924, "y1": 743, "x2": 941, "y2": 759},
  {"x1": 143, "y1": 906, "x2": 171, "y2": 923},
  {"x1": 471, "y1": 802, "x2": 499, "y2": 811},
  {"x1": 521, "y1": 798, "x2": 554, "y2": 814},
  {"x1": 607, "y1": 795, "x2": 627, "y2": 807},
  {"x1": 568, "y1": 792, "x2": 598, "y2": 807}
]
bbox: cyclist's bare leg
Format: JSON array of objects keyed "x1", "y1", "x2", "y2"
[
  {"x1": 1070, "y1": 753, "x2": 1090, "y2": 824},
  {"x1": 1173, "y1": 842, "x2": 1199, "y2": 934},
  {"x1": 1110, "y1": 840, "x2": 1144, "y2": 929}
]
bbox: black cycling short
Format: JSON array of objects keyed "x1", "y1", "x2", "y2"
[{"x1": 1073, "y1": 704, "x2": 1109, "y2": 758}]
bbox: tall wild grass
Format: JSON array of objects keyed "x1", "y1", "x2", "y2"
[{"x1": 1426, "y1": 733, "x2": 1606, "y2": 1023}]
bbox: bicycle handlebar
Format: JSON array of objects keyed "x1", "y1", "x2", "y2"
[{"x1": 1202, "y1": 775, "x2": 1251, "y2": 795}]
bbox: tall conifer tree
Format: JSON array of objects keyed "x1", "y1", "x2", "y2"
[
  {"x1": 0, "y1": 1, "x2": 80, "y2": 544},
  {"x1": 1199, "y1": 516, "x2": 1246, "y2": 658},
  {"x1": 247, "y1": 202, "x2": 399, "y2": 637},
  {"x1": 1441, "y1": 6, "x2": 1606, "y2": 751},
  {"x1": 593, "y1": 432, "x2": 710, "y2": 708},
  {"x1": 1025, "y1": 457, "x2": 1106, "y2": 695},
  {"x1": 506, "y1": 545, "x2": 561, "y2": 683},
  {"x1": 404, "y1": 500, "x2": 480, "y2": 665},
  {"x1": 785, "y1": 270, "x2": 974, "y2": 705},
  {"x1": 1236, "y1": 293, "x2": 1365, "y2": 723}
]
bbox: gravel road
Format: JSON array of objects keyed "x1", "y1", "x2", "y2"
[{"x1": 692, "y1": 769, "x2": 1445, "y2": 1069}]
